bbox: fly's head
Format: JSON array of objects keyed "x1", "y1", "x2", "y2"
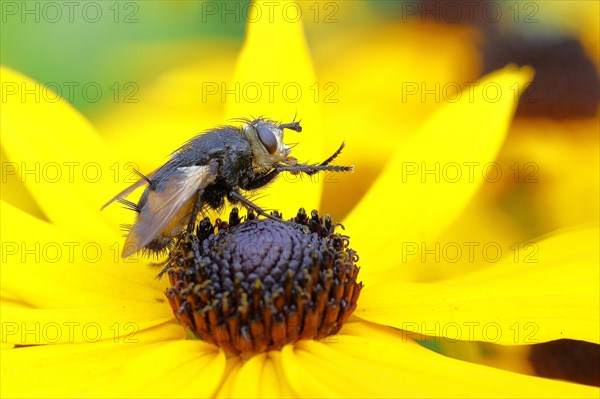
[{"x1": 243, "y1": 118, "x2": 301, "y2": 171}]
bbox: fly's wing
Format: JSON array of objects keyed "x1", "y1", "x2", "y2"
[
  {"x1": 121, "y1": 161, "x2": 218, "y2": 258},
  {"x1": 101, "y1": 169, "x2": 157, "y2": 210}
]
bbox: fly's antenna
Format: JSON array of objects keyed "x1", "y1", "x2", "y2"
[{"x1": 279, "y1": 121, "x2": 302, "y2": 132}]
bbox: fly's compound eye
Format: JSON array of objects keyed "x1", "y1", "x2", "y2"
[{"x1": 257, "y1": 125, "x2": 278, "y2": 155}]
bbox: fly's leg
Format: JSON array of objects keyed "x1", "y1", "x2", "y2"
[
  {"x1": 243, "y1": 169, "x2": 281, "y2": 190},
  {"x1": 228, "y1": 190, "x2": 282, "y2": 222},
  {"x1": 187, "y1": 190, "x2": 204, "y2": 233}
]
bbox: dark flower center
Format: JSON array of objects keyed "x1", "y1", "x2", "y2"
[{"x1": 165, "y1": 208, "x2": 362, "y2": 355}]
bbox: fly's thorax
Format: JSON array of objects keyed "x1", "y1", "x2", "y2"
[{"x1": 243, "y1": 120, "x2": 291, "y2": 172}]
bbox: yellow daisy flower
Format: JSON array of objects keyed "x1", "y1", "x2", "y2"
[
  {"x1": 3, "y1": 67, "x2": 599, "y2": 397},
  {"x1": 2, "y1": 4, "x2": 599, "y2": 399}
]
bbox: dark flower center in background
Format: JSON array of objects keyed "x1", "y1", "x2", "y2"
[{"x1": 166, "y1": 208, "x2": 363, "y2": 355}]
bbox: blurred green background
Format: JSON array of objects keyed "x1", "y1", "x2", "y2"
[
  {"x1": 2, "y1": 0, "x2": 251, "y2": 115},
  {"x1": 7, "y1": 0, "x2": 597, "y2": 117}
]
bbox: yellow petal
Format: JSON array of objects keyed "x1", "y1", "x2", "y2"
[
  {"x1": 224, "y1": 0, "x2": 324, "y2": 216},
  {"x1": 0, "y1": 66, "x2": 124, "y2": 239},
  {"x1": 230, "y1": 353, "x2": 268, "y2": 397},
  {"x1": 331, "y1": 322, "x2": 597, "y2": 398},
  {"x1": 1, "y1": 304, "x2": 173, "y2": 345},
  {"x1": 0, "y1": 324, "x2": 185, "y2": 398},
  {"x1": 215, "y1": 357, "x2": 244, "y2": 398},
  {"x1": 260, "y1": 351, "x2": 295, "y2": 397},
  {"x1": 0, "y1": 148, "x2": 46, "y2": 220},
  {"x1": 85, "y1": 340, "x2": 225, "y2": 398},
  {"x1": 344, "y1": 65, "x2": 534, "y2": 273},
  {"x1": 279, "y1": 320, "x2": 597, "y2": 397},
  {"x1": 229, "y1": 351, "x2": 295, "y2": 398},
  {"x1": 1, "y1": 201, "x2": 166, "y2": 307},
  {"x1": 0, "y1": 287, "x2": 26, "y2": 306},
  {"x1": 356, "y1": 228, "x2": 600, "y2": 345}
]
